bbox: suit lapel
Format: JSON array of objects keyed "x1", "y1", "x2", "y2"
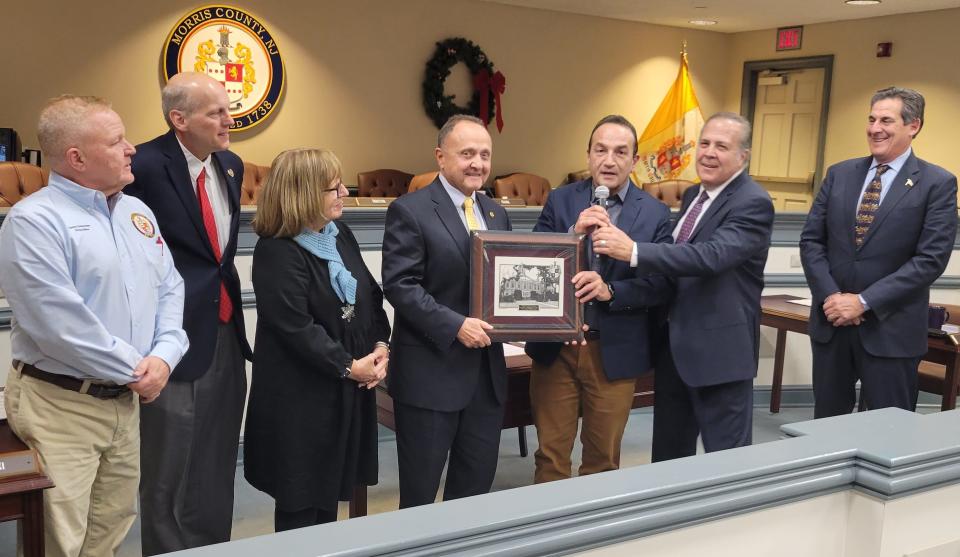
[
  {"x1": 212, "y1": 152, "x2": 242, "y2": 256},
  {"x1": 844, "y1": 157, "x2": 873, "y2": 247},
  {"x1": 476, "y1": 193, "x2": 507, "y2": 231},
  {"x1": 159, "y1": 132, "x2": 210, "y2": 253},
  {"x1": 429, "y1": 180, "x2": 471, "y2": 263},
  {"x1": 859, "y1": 153, "x2": 920, "y2": 249},
  {"x1": 689, "y1": 174, "x2": 742, "y2": 243},
  {"x1": 616, "y1": 181, "x2": 643, "y2": 233}
]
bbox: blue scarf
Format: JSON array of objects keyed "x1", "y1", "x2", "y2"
[{"x1": 293, "y1": 222, "x2": 357, "y2": 305}]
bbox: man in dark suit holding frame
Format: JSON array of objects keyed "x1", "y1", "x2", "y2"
[
  {"x1": 800, "y1": 87, "x2": 957, "y2": 417},
  {"x1": 125, "y1": 72, "x2": 253, "y2": 554},
  {"x1": 382, "y1": 114, "x2": 511, "y2": 508},
  {"x1": 594, "y1": 112, "x2": 774, "y2": 461}
]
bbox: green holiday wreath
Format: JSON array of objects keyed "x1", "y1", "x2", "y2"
[{"x1": 421, "y1": 37, "x2": 499, "y2": 129}]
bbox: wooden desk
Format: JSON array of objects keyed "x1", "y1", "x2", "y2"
[
  {"x1": 351, "y1": 351, "x2": 654, "y2": 518},
  {"x1": 0, "y1": 420, "x2": 53, "y2": 557},
  {"x1": 761, "y1": 294, "x2": 960, "y2": 413}
]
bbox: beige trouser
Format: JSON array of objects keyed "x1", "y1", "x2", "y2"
[
  {"x1": 5, "y1": 365, "x2": 139, "y2": 557},
  {"x1": 529, "y1": 343, "x2": 636, "y2": 484}
]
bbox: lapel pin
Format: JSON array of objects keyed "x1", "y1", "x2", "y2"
[
  {"x1": 489, "y1": 211, "x2": 495, "y2": 218},
  {"x1": 227, "y1": 168, "x2": 235, "y2": 178},
  {"x1": 905, "y1": 178, "x2": 914, "y2": 188}
]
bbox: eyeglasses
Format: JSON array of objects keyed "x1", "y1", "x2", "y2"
[{"x1": 323, "y1": 180, "x2": 346, "y2": 197}]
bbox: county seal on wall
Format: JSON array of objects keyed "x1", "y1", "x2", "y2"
[{"x1": 162, "y1": 5, "x2": 285, "y2": 131}]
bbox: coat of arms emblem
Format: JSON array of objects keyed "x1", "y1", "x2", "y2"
[{"x1": 162, "y1": 5, "x2": 285, "y2": 131}]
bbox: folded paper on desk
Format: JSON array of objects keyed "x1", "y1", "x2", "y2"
[{"x1": 787, "y1": 298, "x2": 813, "y2": 307}]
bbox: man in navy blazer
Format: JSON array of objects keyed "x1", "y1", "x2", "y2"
[
  {"x1": 125, "y1": 72, "x2": 253, "y2": 554},
  {"x1": 800, "y1": 87, "x2": 957, "y2": 417},
  {"x1": 525, "y1": 115, "x2": 673, "y2": 483},
  {"x1": 595, "y1": 112, "x2": 774, "y2": 461},
  {"x1": 382, "y1": 115, "x2": 511, "y2": 508}
]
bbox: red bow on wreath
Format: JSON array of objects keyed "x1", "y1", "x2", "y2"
[{"x1": 474, "y1": 69, "x2": 506, "y2": 133}]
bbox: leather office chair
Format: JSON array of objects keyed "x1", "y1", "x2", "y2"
[
  {"x1": 642, "y1": 179, "x2": 696, "y2": 209},
  {"x1": 493, "y1": 172, "x2": 551, "y2": 206},
  {"x1": 565, "y1": 169, "x2": 591, "y2": 184},
  {"x1": 357, "y1": 169, "x2": 413, "y2": 198},
  {"x1": 240, "y1": 161, "x2": 270, "y2": 205},
  {"x1": 408, "y1": 171, "x2": 439, "y2": 193},
  {"x1": 0, "y1": 162, "x2": 47, "y2": 207}
]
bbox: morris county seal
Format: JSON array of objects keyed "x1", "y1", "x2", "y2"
[{"x1": 163, "y1": 5, "x2": 285, "y2": 131}]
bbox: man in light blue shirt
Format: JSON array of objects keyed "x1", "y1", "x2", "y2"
[{"x1": 0, "y1": 95, "x2": 188, "y2": 557}]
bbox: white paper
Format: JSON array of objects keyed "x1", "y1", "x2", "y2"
[
  {"x1": 787, "y1": 298, "x2": 813, "y2": 307},
  {"x1": 503, "y1": 343, "x2": 526, "y2": 357}
]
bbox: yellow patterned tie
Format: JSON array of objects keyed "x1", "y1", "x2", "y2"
[
  {"x1": 854, "y1": 164, "x2": 889, "y2": 248},
  {"x1": 463, "y1": 197, "x2": 480, "y2": 231}
]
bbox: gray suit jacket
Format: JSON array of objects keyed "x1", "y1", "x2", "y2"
[{"x1": 800, "y1": 152, "x2": 958, "y2": 357}]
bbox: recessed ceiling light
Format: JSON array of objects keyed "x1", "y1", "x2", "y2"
[
  {"x1": 689, "y1": 19, "x2": 718, "y2": 25},
  {"x1": 845, "y1": 0, "x2": 881, "y2": 5}
]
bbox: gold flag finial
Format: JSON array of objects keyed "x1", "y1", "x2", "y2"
[{"x1": 681, "y1": 40, "x2": 688, "y2": 61}]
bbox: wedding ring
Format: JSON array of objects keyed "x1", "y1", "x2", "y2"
[{"x1": 600, "y1": 240, "x2": 607, "y2": 246}]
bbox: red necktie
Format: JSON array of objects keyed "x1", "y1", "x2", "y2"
[{"x1": 196, "y1": 168, "x2": 233, "y2": 323}]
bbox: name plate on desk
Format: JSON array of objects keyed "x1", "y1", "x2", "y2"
[
  {"x1": 494, "y1": 198, "x2": 526, "y2": 207},
  {"x1": 0, "y1": 449, "x2": 40, "y2": 480},
  {"x1": 355, "y1": 197, "x2": 394, "y2": 207}
]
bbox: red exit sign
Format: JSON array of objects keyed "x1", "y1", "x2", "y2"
[{"x1": 776, "y1": 26, "x2": 803, "y2": 51}]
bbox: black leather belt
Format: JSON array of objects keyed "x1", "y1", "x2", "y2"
[{"x1": 15, "y1": 361, "x2": 129, "y2": 400}]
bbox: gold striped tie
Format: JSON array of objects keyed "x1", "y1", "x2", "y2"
[
  {"x1": 854, "y1": 164, "x2": 889, "y2": 248},
  {"x1": 463, "y1": 197, "x2": 480, "y2": 231}
]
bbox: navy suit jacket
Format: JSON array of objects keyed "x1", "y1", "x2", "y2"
[
  {"x1": 636, "y1": 172, "x2": 774, "y2": 387},
  {"x1": 125, "y1": 130, "x2": 253, "y2": 381},
  {"x1": 525, "y1": 179, "x2": 674, "y2": 380},
  {"x1": 800, "y1": 152, "x2": 958, "y2": 358},
  {"x1": 382, "y1": 179, "x2": 512, "y2": 412}
]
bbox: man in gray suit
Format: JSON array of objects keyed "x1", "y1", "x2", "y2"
[
  {"x1": 594, "y1": 112, "x2": 774, "y2": 461},
  {"x1": 800, "y1": 87, "x2": 957, "y2": 417}
]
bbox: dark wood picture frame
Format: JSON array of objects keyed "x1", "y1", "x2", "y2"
[{"x1": 469, "y1": 230, "x2": 585, "y2": 342}]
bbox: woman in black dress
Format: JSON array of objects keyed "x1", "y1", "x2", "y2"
[{"x1": 244, "y1": 148, "x2": 390, "y2": 531}]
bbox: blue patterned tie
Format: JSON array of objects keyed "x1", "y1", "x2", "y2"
[{"x1": 855, "y1": 164, "x2": 888, "y2": 248}]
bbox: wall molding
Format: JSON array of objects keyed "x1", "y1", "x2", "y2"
[{"x1": 172, "y1": 409, "x2": 960, "y2": 557}]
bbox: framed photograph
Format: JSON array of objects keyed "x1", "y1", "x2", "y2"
[{"x1": 470, "y1": 230, "x2": 585, "y2": 342}]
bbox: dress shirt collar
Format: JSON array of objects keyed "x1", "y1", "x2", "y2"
[
  {"x1": 869, "y1": 147, "x2": 911, "y2": 176},
  {"x1": 176, "y1": 136, "x2": 212, "y2": 188},
  {"x1": 438, "y1": 172, "x2": 479, "y2": 208},
  {"x1": 46, "y1": 171, "x2": 116, "y2": 215},
  {"x1": 699, "y1": 167, "x2": 744, "y2": 201}
]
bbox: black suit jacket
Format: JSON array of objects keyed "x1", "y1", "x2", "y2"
[
  {"x1": 635, "y1": 172, "x2": 774, "y2": 387},
  {"x1": 525, "y1": 179, "x2": 674, "y2": 380},
  {"x1": 382, "y1": 179, "x2": 511, "y2": 412},
  {"x1": 800, "y1": 152, "x2": 958, "y2": 358},
  {"x1": 125, "y1": 130, "x2": 253, "y2": 381}
]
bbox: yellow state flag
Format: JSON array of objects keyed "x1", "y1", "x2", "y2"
[{"x1": 631, "y1": 49, "x2": 704, "y2": 186}]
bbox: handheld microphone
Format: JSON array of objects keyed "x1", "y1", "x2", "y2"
[
  {"x1": 590, "y1": 185, "x2": 610, "y2": 273},
  {"x1": 593, "y1": 185, "x2": 610, "y2": 208}
]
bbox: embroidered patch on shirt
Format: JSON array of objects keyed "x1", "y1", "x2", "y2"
[{"x1": 130, "y1": 213, "x2": 156, "y2": 238}]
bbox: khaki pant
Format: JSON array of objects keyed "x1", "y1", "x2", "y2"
[
  {"x1": 5, "y1": 366, "x2": 139, "y2": 557},
  {"x1": 529, "y1": 343, "x2": 636, "y2": 484}
]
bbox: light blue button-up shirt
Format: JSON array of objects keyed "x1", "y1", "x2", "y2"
[{"x1": 0, "y1": 172, "x2": 189, "y2": 384}]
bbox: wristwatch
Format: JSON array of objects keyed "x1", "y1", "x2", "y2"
[
  {"x1": 341, "y1": 358, "x2": 353, "y2": 379},
  {"x1": 606, "y1": 282, "x2": 615, "y2": 301}
]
